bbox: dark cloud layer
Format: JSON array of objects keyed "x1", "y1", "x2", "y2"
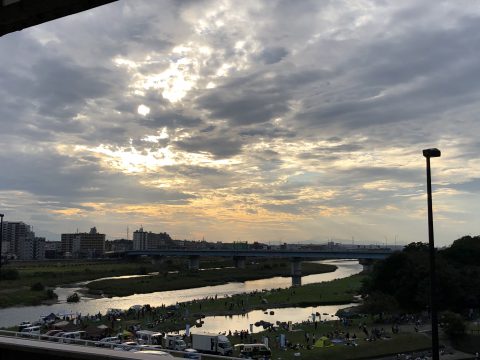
[{"x1": 0, "y1": 0, "x2": 479, "y2": 243}]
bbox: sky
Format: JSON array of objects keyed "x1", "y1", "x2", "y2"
[{"x1": 0, "y1": 0, "x2": 479, "y2": 245}]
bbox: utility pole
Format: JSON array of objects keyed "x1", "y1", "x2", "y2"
[
  {"x1": 0, "y1": 213, "x2": 4, "y2": 276},
  {"x1": 423, "y1": 148, "x2": 441, "y2": 360}
]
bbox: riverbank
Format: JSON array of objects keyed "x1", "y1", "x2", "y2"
[
  {"x1": 241, "y1": 321, "x2": 432, "y2": 360},
  {"x1": 182, "y1": 273, "x2": 365, "y2": 318},
  {"x1": 0, "y1": 259, "x2": 336, "y2": 308},
  {"x1": 3, "y1": 271, "x2": 439, "y2": 360},
  {"x1": 71, "y1": 274, "x2": 365, "y2": 334},
  {"x1": 86, "y1": 262, "x2": 337, "y2": 297},
  {"x1": 0, "y1": 260, "x2": 161, "y2": 308}
]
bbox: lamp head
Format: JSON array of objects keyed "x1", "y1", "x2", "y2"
[
  {"x1": 423, "y1": 148, "x2": 441, "y2": 158},
  {"x1": 0, "y1": 214, "x2": 3, "y2": 218}
]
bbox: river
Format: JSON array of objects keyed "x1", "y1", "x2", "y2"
[{"x1": 0, "y1": 259, "x2": 362, "y2": 328}]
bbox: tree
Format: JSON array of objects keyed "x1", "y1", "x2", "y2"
[
  {"x1": 363, "y1": 238, "x2": 480, "y2": 312},
  {"x1": 443, "y1": 236, "x2": 480, "y2": 266},
  {"x1": 360, "y1": 291, "x2": 399, "y2": 316},
  {"x1": 441, "y1": 311, "x2": 466, "y2": 339}
]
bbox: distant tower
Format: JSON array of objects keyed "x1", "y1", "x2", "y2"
[{"x1": 127, "y1": 226, "x2": 129, "y2": 240}]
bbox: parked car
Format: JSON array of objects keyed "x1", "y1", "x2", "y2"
[
  {"x1": 137, "y1": 345, "x2": 164, "y2": 351},
  {"x1": 236, "y1": 344, "x2": 271, "y2": 359},
  {"x1": 20, "y1": 326, "x2": 41, "y2": 337},
  {"x1": 183, "y1": 348, "x2": 201, "y2": 359},
  {"x1": 136, "y1": 350, "x2": 173, "y2": 357},
  {"x1": 58, "y1": 331, "x2": 86, "y2": 343},
  {"x1": 95, "y1": 336, "x2": 121, "y2": 347},
  {"x1": 41, "y1": 329, "x2": 63, "y2": 339},
  {"x1": 114, "y1": 341, "x2": 139, "y2": 351},
  {"x1": 18, "y1": 322, "x2": 32, "y2": 332}
]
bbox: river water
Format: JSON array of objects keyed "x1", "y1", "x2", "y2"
[{"x1": 0, "y1": 260, "x2": 361, "y2": 329}]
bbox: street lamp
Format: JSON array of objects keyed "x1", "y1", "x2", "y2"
[
  {"x1": 0, "y1": 213, "x2": 3, "y2": 276},
  {"x1": 423, "y1": 148, "x2": 441, "y2": 360}
]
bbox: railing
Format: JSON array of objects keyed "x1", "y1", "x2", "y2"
[{"x1": 0, "y1": 330, "x2": 243, "y2": 360}]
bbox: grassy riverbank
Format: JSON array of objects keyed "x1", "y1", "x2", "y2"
[
  {"x1": 0, "y1": 259, "x2": 336, "y2": 308},
  {"x1": 3, "y1": 270, "x2": 435, "y2": 360},
  {"x1": 185, "y1": 273, "x2": 365, "y2": 317},
  {"x1": 237, "y1": 322, "x2": 431, "y2": 360},
  {"x1": 87, "y1": 262, "x2": 337, "y2": 297},
  {"x1": 0, "y1": 258, "x2": 227, "y2": 308},
  {"x1": 82, "y1": 274, "x2": 365, "y2": 335},
  {"x1": 80, "y1": 273, "x2": 431, "y2": 360}
]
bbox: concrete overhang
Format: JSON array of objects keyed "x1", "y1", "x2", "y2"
[{"x1": 1, "y1": 0, "x2": 117, "y2": 37}]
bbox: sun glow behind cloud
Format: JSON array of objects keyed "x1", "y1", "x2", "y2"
[{"x1": 4, "y1": 0, "x2": 480, "y2": 244}]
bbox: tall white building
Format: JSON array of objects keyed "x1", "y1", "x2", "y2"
[{"x1": 0, "y1": 221, "x2": 45, "y2": 260}]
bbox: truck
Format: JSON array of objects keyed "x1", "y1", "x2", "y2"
[
  {"x1": 136, "y1": 330, "x2": 163, "y2": 345},
  {"x1": 191, "y1": 333, "x2": 232, "y2": 356},
  {"x1": 162, "y1": 335, "x2": 187, "y2": 351}
]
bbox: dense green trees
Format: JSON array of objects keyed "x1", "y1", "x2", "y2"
[{"x1": 362, "y1": 236, "x2": 480, "y2": 312}]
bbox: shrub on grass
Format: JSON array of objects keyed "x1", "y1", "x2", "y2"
[
  {"x1": 67, "y1": 292, "x2": 80, "y2": 303},
  {"x1": 46, "y1": 289, "x2": 58, "y2": 299},
  {"x1": 0, "y1": 268, "x2": 19, "y2": 280},
  {"x1": 441, "y1": 311, "x2": 466, "y2": 339},
  {"x1": 31, "y1": 282, "x2": 45, "y2": 291}
]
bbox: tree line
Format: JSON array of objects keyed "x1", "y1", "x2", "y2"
[{"x1": 361, "y1": 235, "x2": 480, "y2": 313}]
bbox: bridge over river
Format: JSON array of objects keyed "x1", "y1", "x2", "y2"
[{"x1": 125, "y1": 248, "x2": 395, "y2": 278}]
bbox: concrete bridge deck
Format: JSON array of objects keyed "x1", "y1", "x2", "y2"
[{"x1": 126, "y1": 248, "x2": 394, "y2": 260}]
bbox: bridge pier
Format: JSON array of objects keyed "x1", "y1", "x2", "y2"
[
  {"x1": 291, "y1": 258, "x2": 302, "y2": 276},
  {"x1": 233, "y1": 256, "x2": 246, "y2": 269},
  {"x1": 291, "y1": 258, "x2": 302, "y2": 286},
  {"x1": 151, "y1": 255, "x2": 164, "y2": 265},
  {"x1": 188, "y1": 255, "x2": 200, "y2": 270},
  {"x1": 359, "y1": 259, "x2": 375, "y2": 272}
]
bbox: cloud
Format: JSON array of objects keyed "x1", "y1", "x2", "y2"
[
  {"x1": 257, "y1": 46, "x2": 288, "y2": 64},
  {"x1": 1, "y1": 0, "x2": 480, "y2": 244}
]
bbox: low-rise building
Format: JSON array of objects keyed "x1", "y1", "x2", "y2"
[{"x1": 133, "y1": 228, "x2": 172, "y2": 250}]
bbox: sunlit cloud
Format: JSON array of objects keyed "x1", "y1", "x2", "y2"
[{"x1": 1, "y1": 0, "x2": 480, "y2": 245}]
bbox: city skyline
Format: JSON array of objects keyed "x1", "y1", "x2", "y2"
[{"x1": 1, "y1": 1, "x2": 480, "y2": 245}]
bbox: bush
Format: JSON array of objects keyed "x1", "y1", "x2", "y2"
[
  {"x1": 0, "y1": 268, "x2": 19, "y2": 280},
  {"x1": 441, "y1": 311, "x2": 466, "y2": 339},
  {"x1": 138, "y1": 266, "x2": 148, "y2": 275},
  {"x1": 67, "y1": 292, "x2": 80, "y2": 303},
  {"x1": 31, "y1": 282, "x2": 45, "y2": 291},
  {"x1": 46, "y1": 289, "x2": 58, "y2": 299}
]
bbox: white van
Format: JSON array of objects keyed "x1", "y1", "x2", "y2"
[
  {"x1": 136, "y1": 330, "x2": 163, "y2": 345},
  {"x1": 236, "y1": 344, "x2": 271, "y2": 359},
  {"x1": 20, "y1": 326, "x2": 41, "y2": 337},
  {"x1": 58, "y1": 331, "x2": 86, "y2": 343}
]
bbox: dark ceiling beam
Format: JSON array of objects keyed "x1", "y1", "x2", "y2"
[{"x1": 0, "y1": 0, "x2": 118, "y2": 37}]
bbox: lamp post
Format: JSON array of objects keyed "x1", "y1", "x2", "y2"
[
  {"x1": 423, "y1": 148, "x2": 441, "y2": 360},
  {"x1": 0, "y1": 213, "x2": 4, "y2": 276}
]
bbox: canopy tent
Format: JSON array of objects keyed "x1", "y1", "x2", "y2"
[
  {"x1": 53, "y1": 321, "x2": 69, "y2": 328},
  {"x1": 314, "y1": 336, "x2": 333, "y2": 348},
  {"x1": 118, "y1": 330, "x2": 133, "y2": 340},
  {"x1": 84, "y1": 324, "x2": 111, "y2": 339}
]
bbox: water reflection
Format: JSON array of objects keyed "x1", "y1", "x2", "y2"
[
  {"x1": 191, "y1": 304, "x2": 355, "y2": 334},
  {"x1": 0, "y1": 260, "x2": 361, "y2": 328}
]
